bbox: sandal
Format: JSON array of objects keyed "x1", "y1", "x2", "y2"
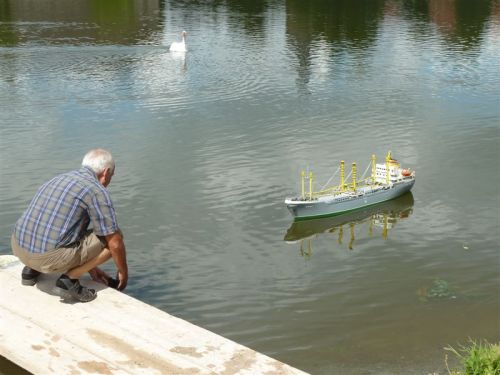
[{"x1": 55, "y1": 274, "x2": 97, "y2": 302}]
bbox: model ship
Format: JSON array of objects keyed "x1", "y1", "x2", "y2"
[{"x1": 285, "y1": 151, "x2": 415, "y2": 221}]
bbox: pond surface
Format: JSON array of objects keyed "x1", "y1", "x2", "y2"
[{"x1": 1, "y1": 0, "x2": 499, "y2": 373}]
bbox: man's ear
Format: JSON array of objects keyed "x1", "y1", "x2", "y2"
[
  {"x1": 96, "y1": 169, "x2": 109, "y2": 186},
  {"x1": 103, "y1": 167, "x2": 114, "y2": 186}
]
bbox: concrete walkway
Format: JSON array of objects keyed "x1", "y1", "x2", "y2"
[{"x1": 0, "y1": 255, "x2": 308, "y2": 375}]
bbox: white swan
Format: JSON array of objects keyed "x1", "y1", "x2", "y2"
[{"x1": 169, "y1": 31, "x2": 187, "y2": 52}]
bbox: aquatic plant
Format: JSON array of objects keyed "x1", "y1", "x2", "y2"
[
  {"x1": 417, "y1": 279, "x2": 456, "y2": 302},
  {"x1": 428, "y1": 279, "x2": 453, "y2": 299},
  {"x1": 444, "y1": 339, "x2": 500, "y2": 375}
]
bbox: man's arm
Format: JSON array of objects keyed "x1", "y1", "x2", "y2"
[{"x1": 105, "y1": 231, "x2": 128, "y2": 290}]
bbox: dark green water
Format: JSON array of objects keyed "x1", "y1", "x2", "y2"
[{"x1": 1, "y1": 1, "x2": 499, "y2": 373}]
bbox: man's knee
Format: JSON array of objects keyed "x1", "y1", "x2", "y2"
[{"x1": 95, "y1": 248, "x2": 112, "y2": 262}]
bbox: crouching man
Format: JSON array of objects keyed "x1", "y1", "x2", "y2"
[{"x1": 11, "y1": 149, "x2": 128, "y2": 303}]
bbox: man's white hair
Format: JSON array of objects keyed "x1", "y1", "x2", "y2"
[{"x1": 82, "y1": 149, "x2": 115, "y2": 175}]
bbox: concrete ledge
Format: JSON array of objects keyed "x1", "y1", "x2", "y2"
[{"x1": 0, "y1": 255, "x2": 307, "y2": 375}]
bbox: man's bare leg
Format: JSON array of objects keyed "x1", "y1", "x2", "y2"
[
  {"x1": 54, "y1": 248, "x2": 113, "y2": 302},
  {"x1": 66, "y1": 248, "x2": 112, "y2": 279}
]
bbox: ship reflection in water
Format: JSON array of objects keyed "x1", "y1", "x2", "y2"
[{"x1": 284, "y1": 192, "x2": 414, "y2": 256}]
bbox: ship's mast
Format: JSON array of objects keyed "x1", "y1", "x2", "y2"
[
  {"x1": 301, "y1": 171, "x2": 305, "y2": 200},
  {"x1": 340, "y1": 160, "x2": 345, "y2": 192},
  {"x1": 352, "y1": 162, "x2": 357, "y2": 191},
  {"x1": 371, "y1": 154, "x2": 376, "y2": 183},
  {"x1": 309, "y1": 172, "x2": 313, "y2": 200}
]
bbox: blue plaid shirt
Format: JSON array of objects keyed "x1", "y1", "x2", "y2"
[{"x1": 14, "y1": 167, "x2": 118, "y2": 253}]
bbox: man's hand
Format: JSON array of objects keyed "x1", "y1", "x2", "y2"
[
  {"x1": 89, "y1": 267, "x2": 111, "y2": 285},
  {"x1": 117, "y1": 270, "x2": 128, "y2": 291}
]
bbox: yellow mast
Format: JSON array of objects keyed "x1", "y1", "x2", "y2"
[
  {"x1": 309, "y1": 172, "x2": 313, "y2": 200},
  {"x1": 352, "y1": 162, "x2": 357, "y2": 191},
  {"x1": 301, "y1": 171, "x2": 305, "y2": 200},
  {"x1": 340, "y1": 160, "x2": 345, "y2": 192},
  {"x1": 371, "y1": 154, "x2": 376, "y2": 183}
]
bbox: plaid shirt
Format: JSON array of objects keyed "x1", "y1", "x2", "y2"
[{"x1": 14, "y1": 167, "x2": 118, "y2": 253}]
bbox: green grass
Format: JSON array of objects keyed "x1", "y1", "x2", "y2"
[{"x1": 445, "y1": 339, "x2": 500, "y2": 375}]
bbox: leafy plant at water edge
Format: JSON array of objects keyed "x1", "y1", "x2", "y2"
[{"x1": 444, "y1": 339, "x2": 500, "y2": 375}]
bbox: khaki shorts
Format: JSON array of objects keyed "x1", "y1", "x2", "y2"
[{"x1": 11, "y1": 230, "x2": 105, "y2": 274}]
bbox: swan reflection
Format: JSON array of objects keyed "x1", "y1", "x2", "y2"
[{"x1": 284, "y1": 192, "x2": 414, "y2": 256}]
